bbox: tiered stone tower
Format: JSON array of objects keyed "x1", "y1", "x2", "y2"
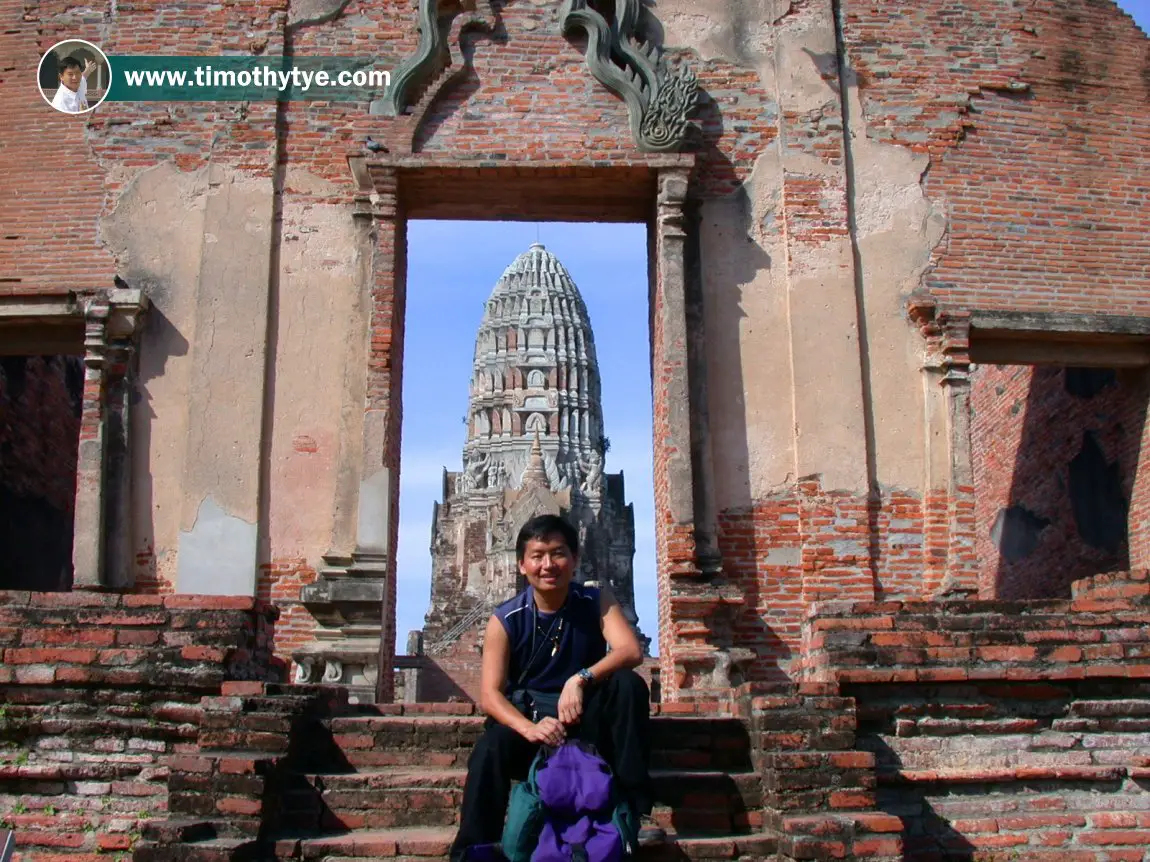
[{"x1": 415, "y1": 244, "x2": 645, "y2": 699}]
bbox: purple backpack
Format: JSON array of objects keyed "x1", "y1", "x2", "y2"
[{"x1": 531, "y1": 743, "x2": 627, "y2": 862}]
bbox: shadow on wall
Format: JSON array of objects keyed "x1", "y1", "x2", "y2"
[
  {"x1": 863, "y1": 733, "x2": 980, "y2": 860},
  {"x1": 418, "y1": 659, "x2": 478, "y2": 703},
  {"x1": 131, "y1": 303, "x2": 191, "y2": 592},
  {"x1": 690, "y1": 61, "x2": 792, "y2": 682},
  {"x1": 977, "y1": 365, "x2": 1148, "y2": 599}
]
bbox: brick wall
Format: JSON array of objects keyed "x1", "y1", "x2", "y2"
[
  {"x1": 0, "y1": 591, "x2": 281, "y2": 858},
  {"x1": 801, "y1": 573, "x2": 1150, "y2": 859},
  {"x1": 0, "y1": 0, "x2": 113, "y2": 292},
  {"x1": 844, "y1": 0, "x2": 1150, "y2": 316},
  {"x1": 417, "y1": 626, "x2": 484, "y2": 704},
  {"x1": 0, "y1": 356, "x2": 83, "y2": 592},
  {"x1": 718, "y1": 482, "x2": 947, "y2": 679},
  {"x1": 256, "y1": 558, "x2": 320, "y2": 660},
  {"x1": 971, "y1": 364, "x2": 1146, "y2": 599}
]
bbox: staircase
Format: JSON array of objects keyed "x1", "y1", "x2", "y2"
[{"x1": 132, "y1": 687, "x2": 777, "y2": 861}]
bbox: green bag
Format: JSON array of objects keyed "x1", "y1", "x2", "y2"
[{"x1": 502, "y1": 749, "x2": 550, "y2": 862}]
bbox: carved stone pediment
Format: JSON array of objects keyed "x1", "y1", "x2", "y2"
[{"x1": 379, "y1": 0, "x2": 697, "y2": 154}]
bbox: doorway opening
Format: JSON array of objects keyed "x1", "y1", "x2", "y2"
[{"x1": 393, "y1": 220, "x2": 656, "y2": 703}]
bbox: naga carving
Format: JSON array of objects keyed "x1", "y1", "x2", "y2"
[
  {"x1": 559, "y1": 0, "x2": 699, "y2": 152},
  {"x1": 379, "y1": 0, "x2": 494, "y2": 118}
]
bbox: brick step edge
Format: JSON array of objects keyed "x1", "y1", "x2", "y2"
[
  {"x1": 135, "y1": 832, "x2": 779, "y2": 861},
  {"x1": 877, "y1": 764, "x2": 1135, "y2": 784}
]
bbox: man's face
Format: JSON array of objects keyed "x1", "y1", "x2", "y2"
[
  {"x1": 59, "y1": 66, "x2": 82, "y2": 92},
  {"x1": 519, "y1": 535, "x2": 576, "y2": 595}
]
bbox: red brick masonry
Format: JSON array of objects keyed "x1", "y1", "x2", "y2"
[{"x1": 3, "y1": 577, "x2": 1149, "y2": 859}]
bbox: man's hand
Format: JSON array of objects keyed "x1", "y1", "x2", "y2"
[
  {"x1": 558, "y1": 675, "x2": 585, "y2": 725},
  {"x1": 83, "y1": 59, "x2": 97, "y2": 78},
  {"x1": 519, "y1": 716, "x2": 566, "y2": 746}
]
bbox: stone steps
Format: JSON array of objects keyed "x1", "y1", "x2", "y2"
[
  {"x1": 141, "y1": 702, "x2": 776, "y2": 861},
  {"x1": 136, "y1": 825, "x2": 779, "y2": 861},
  {"x1": 279, "y1": 767, "x2": 763, "y2": 835},
  {"x1": 326, "y1": 715, "x2": 753, "y2": 773}
]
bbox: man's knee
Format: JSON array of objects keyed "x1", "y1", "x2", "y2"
[
  {"x1": 605, "y1": 668, "x2": 650, "y2": 706},
  {"x1": 468, "y1": 722, "x2": 521, "y2": 767}
]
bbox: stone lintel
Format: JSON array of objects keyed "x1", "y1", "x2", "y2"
[{"x1": 969, "y1": 309, "x2": 1150, "y2": 338}]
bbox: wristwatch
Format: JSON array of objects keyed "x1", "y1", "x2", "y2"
[{"x1": 577, "y1": 668, "x2": 595, "y2": 685}]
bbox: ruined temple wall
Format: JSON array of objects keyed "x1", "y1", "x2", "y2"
[
  {"x1": 2, "y1": 0, "x2": 1148, "y2": 683},
  {"x1": 0, "y1": 0, "x2": 381, "y2": 660},
  {"x1": 673, "y1": 0, "x2": 1150, "y2": 678},
  {"x1": 885, "y1": 2, "x2": 1150, "y2": 316}
]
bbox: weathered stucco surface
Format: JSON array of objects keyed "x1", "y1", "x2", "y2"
[
  {"x1": 102, "y1": 163, "x2": 207, "y2": 590},
  {"x1": 105, "y1": 162, "x2": 370, "y2": 587},
  {"x1": 849, "y1": 96, "x2": 947, "y2": 493},
  {"x1": 666, "y1": 0, "x2": 933, "y2": 500},
  {"x1": 268, "y1": 181, "x2": 366, "y2": 556},
  {"x1": 104, "y1": 161, "x2": 275, "y2": 594},
  {"x1": 699, "y1": 156, "x2": 794, "y2": 508}
]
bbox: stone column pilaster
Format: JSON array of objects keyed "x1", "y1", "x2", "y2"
[
  {"x1": 909, "y1": 298, "x2": 979, "y2": 597},
  {"x1": 73, "y1": 289, "x2": 148, "y2": 589},
  {"x1": 652, "y1": 168, "x2": 700, "y2": 579},
  {"x1": 653, "y1": 167, "x2": 743, "y2": 700}
]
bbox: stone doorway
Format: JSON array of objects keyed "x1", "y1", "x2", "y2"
[
  {"x1": 391, "y1": 219, "x2": 656, "y2": 703},
  {"x1": 310, "y1": 159, "x2": 723, "y2": 703}
]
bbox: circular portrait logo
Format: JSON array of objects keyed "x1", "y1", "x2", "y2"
[{"x1": 38, "y1": 39, "x2": 111, "y2": 114}]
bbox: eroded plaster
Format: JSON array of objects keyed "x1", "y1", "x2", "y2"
[
  {"x1": 268, "y1": 188, "x2": 366, "y2": 556},
  {"x1": 102, "y1": 160, "x2": 275, "y2": 591},
  {"x1": 848, "y1": 88, "x2": 949, "y2": 492},
  {"x1": 176, "y1": 495, "x2": 258, "y2": 595}
]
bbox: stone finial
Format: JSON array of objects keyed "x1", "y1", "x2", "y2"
[{"x1": 521, "y1": 431, "x2": 549, "y2": 489}]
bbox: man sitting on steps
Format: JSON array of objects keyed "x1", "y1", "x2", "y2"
[{"x1": 449, "y1": 514, "x2": 664, "y2": 861}]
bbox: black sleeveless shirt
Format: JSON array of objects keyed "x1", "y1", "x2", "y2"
[{"x1": 495, "y1": 583, "x2": 606, "y2": 694}]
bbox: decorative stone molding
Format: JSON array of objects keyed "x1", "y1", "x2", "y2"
[
  {"x1": 559, "y1": 0, "x2": 699, "y2": 152},
  {"x1": 908, "y1": 295, "x2": 978, "y2": 597},
  {"x1": 293, "y1": 657, "x2": 317, "y2": 684}
]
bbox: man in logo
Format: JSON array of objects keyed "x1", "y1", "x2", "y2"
[{"x1": 51, "y1": 56, "x2": 97, "y2": 113}]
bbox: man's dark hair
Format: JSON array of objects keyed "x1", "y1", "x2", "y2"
[
  {"x1": 515, "y1": 515, "x2": 579, "y2": 561},
  {"x1": 58, "y1": 56, "x2": 84, "y2": 74}
]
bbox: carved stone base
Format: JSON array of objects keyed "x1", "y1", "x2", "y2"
[
  {"x1": 673, "y1": 647, "x2": 756, "y2": 695},
  {"x1": 296, "y1": 551, "x2": 388, "y2": 703},
  {"x1": 291, "y1": 639, "x2": 380, "y2": 705}
]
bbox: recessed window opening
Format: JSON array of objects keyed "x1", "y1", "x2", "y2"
[
  {"x1": 0, "y1": 354, "x2": 84, "y2": 591},
  {"x1": 970, "y1": 361, "x2": 1147, "y2": 599}
]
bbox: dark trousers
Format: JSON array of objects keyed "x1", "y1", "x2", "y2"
[{"x1": 449, "y1": 668, "x2": 652, "y2": 861}]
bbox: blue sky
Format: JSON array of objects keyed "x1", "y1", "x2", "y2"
[
  {"x1": 394, "y1": 1, "x2": 1149, "y2": 655},
  {"x1": 1122, "y1": 0, "x2": 1149, "y2": 28}
]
